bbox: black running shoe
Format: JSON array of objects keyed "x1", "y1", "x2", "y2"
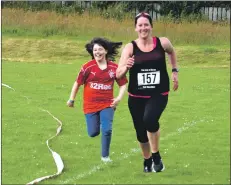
[
  {"x1": 153, "y1": 159, "x2": 165, "y2": 172},
  {"x1": 143, "y1": 158, "x2": 153, "y2": 173}
]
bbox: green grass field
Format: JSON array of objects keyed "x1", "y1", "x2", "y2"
[{"x1": 2, "y1": 8, "x2": 230, "y2": 184}]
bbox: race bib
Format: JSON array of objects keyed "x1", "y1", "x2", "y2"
[{"x1": 137, "y1": 71, "x2": 160, "y2": 86}]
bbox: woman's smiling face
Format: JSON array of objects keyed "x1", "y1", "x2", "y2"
[{"x1": 135, "y1": 17, "x2": 153, "y2": 39}]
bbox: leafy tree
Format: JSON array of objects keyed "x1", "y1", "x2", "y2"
[{"x1": 157, "y1": 2, "x2": 203, "y2": 18}]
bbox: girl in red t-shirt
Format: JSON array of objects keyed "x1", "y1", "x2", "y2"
[{"x1": 67, "y1": 37, "x2": 127, "y2": 162}]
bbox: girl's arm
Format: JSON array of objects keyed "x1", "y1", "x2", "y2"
[
  {"x1": 110, "y1": 84, "x2": 127, "y2": 108},
  {"x1": 67, "y1": 81, "x2": 81, "y2": 107}
]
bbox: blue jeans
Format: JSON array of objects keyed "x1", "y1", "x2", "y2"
[{"x1": 85, "y1": 107, "x2": 114, "y2": 157}]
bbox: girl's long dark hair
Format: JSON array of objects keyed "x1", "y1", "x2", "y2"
[{"x1": 85, "y1": 37, "x2": 122, "y2": 61}]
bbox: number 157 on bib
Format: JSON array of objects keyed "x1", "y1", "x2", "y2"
[{"x1": 137, "y1": 71, "x2": 160, "y2": 86}]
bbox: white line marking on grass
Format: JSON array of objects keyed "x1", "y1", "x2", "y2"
[
  {"x1": 62, "y1": 119, "x2": 205, "y2": 183},
  {"x1": 3, "y1": 83, "x2": 65, "y2": 184},
  {"x1": 3, "y1": 83, "x2": 207, "y2": 183},
  {"x1": 62, "y1": 148, "x2": 140, "y2": 184},
  {"x1": 2, "y1": 83, "x2": 15, "y2": 91}
]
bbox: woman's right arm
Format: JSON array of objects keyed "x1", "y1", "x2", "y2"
[{"x1": 116, "y1": 43, "x2": 134, "y2": 79}]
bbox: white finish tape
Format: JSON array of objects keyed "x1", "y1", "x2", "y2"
[
  {"x1": 2, "y1": 83, "x2": 15, "y2": 91},
  {"x1": 27, "y1": 109, "x2": 64, "y2": 184},
  {"x1": 3, "y1": 83, "x2": 65, "y2": 184}
]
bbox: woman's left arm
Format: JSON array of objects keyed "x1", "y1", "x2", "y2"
[{"x1": 160, "y1": 37, "x2": 179, "y2": 91}]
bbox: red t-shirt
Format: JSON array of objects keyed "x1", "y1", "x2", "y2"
[{"x1": 76, "y1": 59, "x2": 128, "y2": 114}]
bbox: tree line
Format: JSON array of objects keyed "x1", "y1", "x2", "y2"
[{"x1": 2, "y1": 1, "x2": 231, "y2": 21}]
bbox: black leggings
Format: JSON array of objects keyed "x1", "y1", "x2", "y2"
[{"x1": 128, "y1": 94, "x2": 168, "y2": 143}]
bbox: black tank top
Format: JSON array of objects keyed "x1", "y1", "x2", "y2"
[{"x1": 128, "y1": 37, "x2": 169, "y2": 96}]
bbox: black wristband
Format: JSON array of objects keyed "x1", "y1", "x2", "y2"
[
  {"x1": 69, "y1": 100, "x2": 74, "y2": 103},
  {"x1": 172, "y1": 68, "x2": 179, "y2": 72}
]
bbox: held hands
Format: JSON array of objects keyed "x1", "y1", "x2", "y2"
[
  {"x1": 110, "y1": 97, "x2": 121, "y2": 108},
  {"x1": 172, "y1": 72, "x2": 179, "y2": 91},
  {"x1": 126, "y1": 55, "x2": 135, "y2": 69},
  {"x1": 67, "y1": 100, "x2": 74, "y2": 107}
]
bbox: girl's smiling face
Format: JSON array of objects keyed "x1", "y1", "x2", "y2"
[{"x1": 93, "y1": 44, "x2": 107, "y2": 62}]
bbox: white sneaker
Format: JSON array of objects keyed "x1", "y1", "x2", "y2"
[{"x1": 101, "y1": 156, "x2": 112, "y2": 163}]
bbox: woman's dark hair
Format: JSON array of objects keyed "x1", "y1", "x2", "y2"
[
  {"x1": 85, "y1": 37, "x2": 122, "y2": 61},
  {"x1": 135, "y1": 12, "x2": 153, "y2": 27}
]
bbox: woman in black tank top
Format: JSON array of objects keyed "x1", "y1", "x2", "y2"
[
  {"x1": 116, "y1": 12, "x2": 179, "y2": 173},
  {"x1": 129, "y1": 37, "x2": 170, "y2": 96}
]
